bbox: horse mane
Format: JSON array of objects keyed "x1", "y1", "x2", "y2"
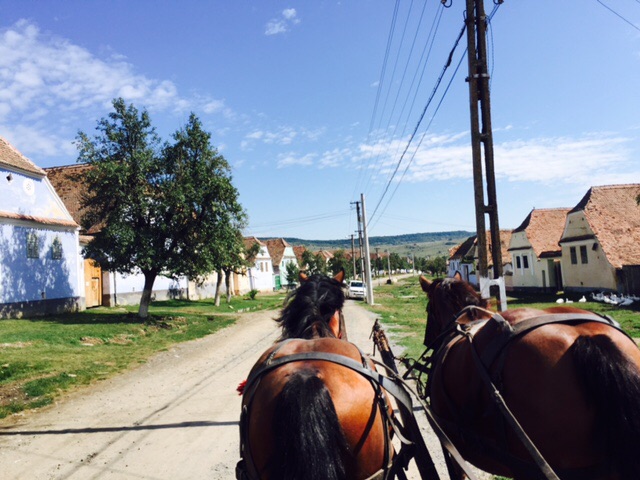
[
  {"x1": 431, "y1": 277, "x2": 489, "y2": 320},
  {"x1": 275, "y1": 273, "x2": 345, "y2": 341}
]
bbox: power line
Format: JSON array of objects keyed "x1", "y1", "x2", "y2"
[
  {"x1": 596, "y1": 0, "x2": 640, "y2": 32},
  {"x1": 354, "y1": 0, "x2": 401, "y2": 199},
  {"x1": 368, "y1": 20, "x2": 468, "y2": 226},
  {"x1": 372, "y1": 2, "x2": 503, "y2": 229},
  {"x1": 363, "y1": 1, "x2": 445, "y2": 197}
]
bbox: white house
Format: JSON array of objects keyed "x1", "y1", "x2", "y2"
[
  {"x1": 508, "y1": 208, "x2": 569, "y2": 293},
  {"x1": 265, "y1": 238, "x2": 298, "y2": 290},
  {"x1": 0, "y1": 137, "x2": 83, "y2": 318},
  {"x1": 243, "y1": 236, "x2": 273, "y2": 292},
  {"x1": 559, "y1": 184, "x2": 640, "y2": 294}
]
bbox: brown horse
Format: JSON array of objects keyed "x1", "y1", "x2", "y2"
[
  {"x1": 237, "y1": 271, "x2": 395, "y2": 480},
  {"x1": 419, "y1": 274, "x2": 640, "y2": 480}
]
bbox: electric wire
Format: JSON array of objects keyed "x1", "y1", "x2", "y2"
[
  {"x1": 370, "y1": 47, "x2": 468, "y2": 232},
  {"x1": 596, "y1": 0, "x2": 640, "y2": 32},
  {"x1": 370, "y1": 4, "x2": 446, "y2": 198},
  {"x1": 367, "y1": 20, "x2": 468, "y2": 227},
  {"x1": 362, "y1": 0, "x2": 420, "y2": 196},
  {"x1": 368, "y1": 2, "x2": 502, "y2": 233},
  {"x1": 362, "y1": 1, "x2": 445, "y2": 197},
  {"x1": 353, "y1": 0, "x2": 400, "y2": 200}
]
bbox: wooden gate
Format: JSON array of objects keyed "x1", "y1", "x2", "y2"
[{"x1": 84, "y1": 259, "x2": 102, "y2": 308}]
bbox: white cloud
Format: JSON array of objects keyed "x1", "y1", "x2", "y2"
[
  {"x1": 364, "y1": 132, "x2": 636, "y2": 187},
  {"x1": 0, "y1": 20, "x2": 233, "y2": 160},
  {"x1": 265, "y1": 8, "x2": 300, "y2": 36},
  {"x1": 277, "y1": 152, "x2": 316, "y2": 168},
  {"x1": 0, "y1": 21, "x2": 231, "y2": 117}
]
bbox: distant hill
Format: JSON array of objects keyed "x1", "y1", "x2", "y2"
[{"x1": 263, "y1": 231, "x2": 475, "y2": 258}]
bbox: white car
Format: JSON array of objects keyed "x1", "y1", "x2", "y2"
[{"x1": 347, "y1": 280, "x2": 366, "y2": 300}]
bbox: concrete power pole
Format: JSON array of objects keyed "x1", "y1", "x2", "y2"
[
  {"x1": 465, "y1": 0, "x2": 506, "y2": 310},
  {"x1": 361, "y1": 193, "x2": 374, "y2": 305},
  {"x1": 350, "y1": 234, "x2": 356, "y2": 280}
]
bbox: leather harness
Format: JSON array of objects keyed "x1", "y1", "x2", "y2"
[{"x1": 236, "y1": 344, "x2": 413, "y2": 480}]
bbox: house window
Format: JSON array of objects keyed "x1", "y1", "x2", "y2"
[
  {"x1": 27, "y1": 232, "x2": 39, "y2": 258},
  {"x1": 522, "y1": 255, "x2": 529, "y2": 269},
  {"x1": 516, "y1": 256, "x2": 521, "y2": 269},
  {"x1": 570, "y1": 246, "x2": 577, "y2": 265},
  {"x1": 580, "y1": 245, "x2": 588, "y2": 264},
  {"x1": 51, "y1": 236, "x2": 63, "y2": 260}
]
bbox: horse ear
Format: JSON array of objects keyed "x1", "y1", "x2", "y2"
[
  {"x1": 333, "y1": 269, "x2": 345, "y2": 284},
  {"x1": 299, "y1": 272, "x2": 309, "y2": 283},
  {"x1": 453, "y1": 271, "x2": 463, "y2": 281},
  {"x1": 419, "y1": 275, "x2": 432, "y2": 293}
]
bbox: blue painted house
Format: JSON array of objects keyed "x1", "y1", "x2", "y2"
[{"x1": 0, "y1": 136, "x2": 82, "y2": 318}]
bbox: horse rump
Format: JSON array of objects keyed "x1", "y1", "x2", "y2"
[
  {"x1": 270, "y1": 369, "x2": 350, "y2": 480},
  {"x1": 571, "y1": 334, "x2": 640, "y2": 479}
]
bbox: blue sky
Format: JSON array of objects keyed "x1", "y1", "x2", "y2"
[{"x1": 1, "y1": 1, "x2": 639, "y2": 240}]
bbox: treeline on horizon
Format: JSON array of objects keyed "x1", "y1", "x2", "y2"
[{"x1": 265, "y1": 230, "x2": 475, "y2": 250}]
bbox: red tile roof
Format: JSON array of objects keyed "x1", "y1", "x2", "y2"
[
  {"x1": 513, "y1": 208, "x2": 569, "y2": 258},
  {"x1": 44, "y1": 164, "x2": 99, "y2": 234},
  {"x1": 265, "y1": 238, "x2": 291, "y2": 266},
  {"x1": 293, "y1": 245, "x2": 307, "y2": 264},
  {"x1": 564, "y1": 184, "x2": 640, "y2": 269},
  {"x1": 0, "y1": 136, "x2": 46, "y2": 177},
  {"x1": 449, "y1": 230, "x2": 512, "y2": 266}
]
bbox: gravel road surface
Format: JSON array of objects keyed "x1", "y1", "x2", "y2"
[{"x1": 0, "y1": 300, "x2": 488, "y2": 480}]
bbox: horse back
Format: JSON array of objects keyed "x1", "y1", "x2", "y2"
[
  {"x1": 243, "y1": 338, "x2": 390, "y2": 480},
  {"x1": 431, "y1": 307, "x2": 640, "y2": 478}
]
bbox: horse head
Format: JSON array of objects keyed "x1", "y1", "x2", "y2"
[
  {"x1": 276, "y1": 269, "x2": 346, "y2": 341},
  {"x1": 419, "y1": 272, "x2": 489, "y2": 348}
]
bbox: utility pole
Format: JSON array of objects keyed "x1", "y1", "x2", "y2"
[
  {"x1": 350, "y1": 234, "x2": 356, "y2": 280},
  {"x1": 465, "y1": 0, "x2": 506, "y2": 310},
  {"x1": 386, "y1": 250, "x2": 392, "y2": 283},
  {"x1": 361, "y1": 193, "x2": 374, "y2": 304},
  {"x1": 354, "y1": 201, "x2": 365, "y2": 280}
]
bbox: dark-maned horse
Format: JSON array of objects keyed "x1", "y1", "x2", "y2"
[
  {"x1": 419, "y1": 274, "x2": 640, "y2": 480},
  {"x1": 237, "y1": 271, "x2": 394, "y2": 480}
]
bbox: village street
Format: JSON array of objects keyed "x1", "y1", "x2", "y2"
[{"x1": 0, "y1": 300, "x2": 484, "y2": 480}]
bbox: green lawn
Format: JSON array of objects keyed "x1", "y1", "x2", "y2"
[{"x1": 0, "y1": 292, "x2": 284, "y2": 419}]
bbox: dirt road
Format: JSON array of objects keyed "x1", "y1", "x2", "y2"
[{"x1": 0, "y1": 301, "x2": 481, "y2": 480}]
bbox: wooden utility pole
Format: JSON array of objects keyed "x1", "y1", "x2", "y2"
[{"x1": 465, "y1": 0, "x2": 506, "y2": 309}]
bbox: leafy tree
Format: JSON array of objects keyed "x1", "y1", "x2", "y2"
[
  {"x1": 77, "y1": 98, "x2": 246, "y2": 318},
  {"x1": 426, "y1": 256, "x2": 447, "y2": 276},
  {"x1": 285, "y1": 261, "x2": 300, "y2": 287},
  {"x1": 328, "y1": 249, "x2": 352, "y2": 279}
]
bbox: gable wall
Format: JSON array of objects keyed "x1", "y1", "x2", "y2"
[
  {"x1": 1, "y1": 168, "x2": 82, "y2": 317},
  {"x1": 560, "y1": 211, "x2": 617, "y2": 292}
]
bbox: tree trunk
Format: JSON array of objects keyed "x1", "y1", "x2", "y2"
[
  {"x1": 224, "y1": 268, "x2": 232, "y2": 303},
  {"x1": 138, "y1": 271, "x2": 157, "y2": 319},
  {"x1": 214, "y1": 270, "x2": 224, "y2": 307}
]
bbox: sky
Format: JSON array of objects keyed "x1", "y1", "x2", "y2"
[{"x1": 1, "y1": 1, "x2": 639, "y2": 241}]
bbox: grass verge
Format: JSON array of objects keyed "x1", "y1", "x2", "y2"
[{"x1": 0, "y1": 292, "x2": 284, "y2": 420}]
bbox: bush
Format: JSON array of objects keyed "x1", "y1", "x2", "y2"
[{"x1": 247, "y1": 289, "x2": 259, "y2": 300}]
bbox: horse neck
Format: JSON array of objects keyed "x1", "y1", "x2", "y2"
[{"x1": 300, "y1": 321, "x2": 336, "y2": 340}]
